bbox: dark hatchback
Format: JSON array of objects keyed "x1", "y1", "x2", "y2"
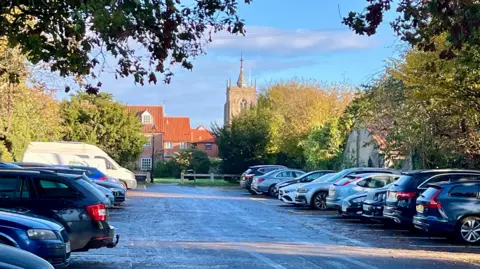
[
  {"x1": 0, "y1": 169, "x2": 119, "y2": 252},
  {"x1": 414, "y1": 181, "x2": 480, "y2": 244},
  {"x1": 339, "y1": 192, "x2": 368, "y2": 218},
  {"x1": 362, "y1": 185, "x2": 391, "y2": 219},
  {"x1": 384, "y1": 170, "x2": 480, "y2": 225},
  {"x1": 0, "y1": 210, "x2": 70, "y2": 268},
  {"x1": 240, "y1": 165, "x2": 286, "y2": 193}
]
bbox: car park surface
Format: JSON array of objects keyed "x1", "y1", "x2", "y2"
[{"x1": 68, "y1": 184, "x2": 480, "y2": 269}]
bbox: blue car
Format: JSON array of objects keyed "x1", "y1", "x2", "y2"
[
  {"x1": 0, "y1": 244, "x2": 54, "y2": 269},
  {"x1": 413, "y1": 180, "x2": 480, "y2": 244},
  {"x1": 0, "y1": 162, "x2": 22, "y2": 169},
  {"x1": 0, "y1": 210, "x2": 70, "y2": 268}
]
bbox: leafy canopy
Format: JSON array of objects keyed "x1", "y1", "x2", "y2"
[
  {"x1": 344, "y1": 0, "x2": 480, "y2": 59},
  {"x1": 60, "y1": 92, "x2": 146, "y2": 166},
  {"x1": 0, "y1": 0, "x2": 251, "y2": 93}
]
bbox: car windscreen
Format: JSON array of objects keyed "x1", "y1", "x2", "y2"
[{"x1": 312, "y1": 173, "x2": 335, "y2": 183}]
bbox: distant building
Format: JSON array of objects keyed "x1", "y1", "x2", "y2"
[
  {"x1": 224, "y1": 56, "x2": 257, "y2": 126},
  {"x1": 191, "y1": 125, "x2": 218, "y2": 157},
  {"x1": 127, "y1": 106, "x2": 218, "y2": 171}
]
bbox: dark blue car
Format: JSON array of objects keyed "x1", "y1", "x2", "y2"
[
  {"x1": 414, "y1": 180, "x2": 480, "y2": 244},
  {"x1": 0, "y1": 210, "x2": 70, "y2": 268}
]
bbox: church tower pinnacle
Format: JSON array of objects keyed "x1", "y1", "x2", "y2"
[{"x1": 237, "y1": 54, "x2": 246, "y2": 87}]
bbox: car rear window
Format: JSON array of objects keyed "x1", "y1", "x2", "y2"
[
  {"x1": 71, "y1": 175, "x2": 107, "y2": 201},
  {"x1": 420, "y1": 187, "x2": 440, "y2": 199},
  {"x1": 393, "y1": 175, "x2": 415, "y2": 188},
  {"x1": 335, "y1": 176, "x2": 357, "y2": 186}
]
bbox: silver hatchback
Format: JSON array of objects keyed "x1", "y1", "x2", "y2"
[
  {"x1": 326, "y1": 173, "x2": 400, "y2": 209},
  {"x1": 251, "y1": 169, "x2": 305, "y2": 196}
]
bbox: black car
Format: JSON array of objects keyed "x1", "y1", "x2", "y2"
[
  {"x1": 0, "y1": 169, "x2": 119, "y2": 252},
  {"x1": 240, "y1": 165, "x2": 286, "y2": 193},
  {"x1": 362, "y1": 185, "x2": 391, "y2": 220},
  {"x1": 413, "y1": 181, "x2": 480, "y2": 244},
  {"x1": 339, "y1": 192, "x2": 367, "y2": 218},
  {"x1": 0, "y1": 244, "x2": 54, "y2": 269},
  {"x1": 384, "y1": 170, "x2": 480, "y2": 225}
]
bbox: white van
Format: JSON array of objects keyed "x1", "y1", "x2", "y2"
[{"x1": 22, "y1": 142, "x2": 137, "y2": 189}]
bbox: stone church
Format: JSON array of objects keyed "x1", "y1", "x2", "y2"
[{"x1": 224, "y1": 56, "x2": 257, "y2": 126}]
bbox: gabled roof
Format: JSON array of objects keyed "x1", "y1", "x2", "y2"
[
  {"x1": 191, "y1": 125, "x2": 215, "y2": 143},
  {"x1": 164, "y1": 117, "x2": 191, "y2": 142},
  {"x1": 127, "y1": 106, "x2": 164, "y2": 133}
]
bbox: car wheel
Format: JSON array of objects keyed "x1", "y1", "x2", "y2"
[
  {"x1": 268, "y1": 185, "x2": 276, "y2": 197},
  {"x1": 311, "y1": 192, "x2": 328, "y2": 210},
  {"x1": 456, "y1": 216, "x2": 480, "y2": 244},
  {"x1": 248, "y1": 188, "x2": 257, "y2": 195}
]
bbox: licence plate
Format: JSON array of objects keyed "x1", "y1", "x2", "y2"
[
  {"x1": 416, "y1": 204, "x2": 424, "y2": 213},
  {"x1": 65, "y1": 242, "x2": 71, "y2": 253}
]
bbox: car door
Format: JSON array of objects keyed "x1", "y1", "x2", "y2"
[
  {"x1": 28, "y1": 176, "x2": 88, "y2": 250},
  {"x1": 0, "y1": 175, "x2": 25, "y2": 210},
  {"x1": 443, "y1": 183, "x2": 480, "y2": 221}
]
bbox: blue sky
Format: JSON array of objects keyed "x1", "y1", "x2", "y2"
[{"x1": 58, "y1": 0, "x2": 403, "y2": 128}]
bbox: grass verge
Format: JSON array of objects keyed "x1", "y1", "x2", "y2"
[{"x1": 154, "y1": 178, "x2": 238, "y2": 187}]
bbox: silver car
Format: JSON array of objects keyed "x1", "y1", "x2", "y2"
[
  {"x1": 251, "y1": 169, "x2": 305, "y2": 196},
  {"x1": 326, "y1": 173, "x2": 401, "y2": 210}
]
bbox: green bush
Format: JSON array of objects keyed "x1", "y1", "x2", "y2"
[{"x1": 153, "y1": 159, "x2": 181, "y2": 178}]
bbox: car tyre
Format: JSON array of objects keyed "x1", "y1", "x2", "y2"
[
  {"x1": 456, "y1": 216, "x2": 480, "y2": 244},
  {"x1": 268, "y1": 185, "x2": 276, "y2": 197},
  {"x1": 310, "y1": 191, "x2": 328, "y2": 210},
  {"x1": 248, "y1": 188, "x2": 257, "y2": 195}
]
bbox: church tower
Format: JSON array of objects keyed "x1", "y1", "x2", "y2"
[{"x1": 224, "y1": 55, "x2": 257, "y2": 126}]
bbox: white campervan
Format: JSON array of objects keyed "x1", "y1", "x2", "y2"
[{"x1": 22, "y1": 142, "x2": 137, "y2": 189}]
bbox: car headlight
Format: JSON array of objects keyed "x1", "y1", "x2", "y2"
[
  {"x1": 284, "y1": 189, "x2": 294, "y2": 193},
  {"x1": 27, "y1": 229, "x2": 58, "y2": 240},
  {"x1": 351, "y1": 196, "x2": 367, "y2": 203}
]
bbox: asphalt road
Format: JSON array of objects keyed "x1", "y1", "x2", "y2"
[{"x1": 69, "y1": 184, "x2": 480, "y2": 269}]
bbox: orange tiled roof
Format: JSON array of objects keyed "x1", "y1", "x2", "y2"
[
  {"x1": 127, "y1": 106, "x2": 164, "y2": 133},
  {"x1": 191, "y1": 125, "x2": 215, "y2": 143},
  {"x1": 164, "y1": 117, "x2": 191, "y2": 142}
]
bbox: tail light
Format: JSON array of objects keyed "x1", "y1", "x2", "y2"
[
  {"x1": 98, "y1": 176, "x2": 107, "y2": 181},
  {"x1": 396, "y1": 191, "x2": 416, "y2": 200},
  {"x1": 257, "y1": 178, "x2": 265, "y2": 183},
  {"x1": 424, "y1": 189, "x2": 442, "y2": 209},
  {"x1": 86, "y1": 204, "x2": 107, "y2": 221}
]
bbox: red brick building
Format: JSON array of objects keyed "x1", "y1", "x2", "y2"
[{"x1": 127, "y1": 105, "x2": 218, "y2": 171}]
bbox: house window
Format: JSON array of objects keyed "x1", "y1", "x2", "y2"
[
  {"x1": 165, "y1": 142, "x2": 173, "y2": 149},
  {"x1": 142, "y1": 114, "x2": 152, "y2": 124},
  {"x1": 205, "y1": 143, "x2": 212, "y2": 150},
  {"x1": 144, "y1": 137, "x2": 152, "y2": 147},
  {"x1": 180, "y1": 142, "x2": 187, "y2": 149},
  {"x1": 141, "y1": 158, "x2": 152, "y2": 171}
]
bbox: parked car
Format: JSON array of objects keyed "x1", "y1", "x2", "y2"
[
  {"x1": 338, "y1": 192, "x2": 369, "y2": 218},
  {"x1": 28, "y1": 167, "x2": 115, "y2": 207},
  {"x1": 0, "y1": 210, "x2": 70, "y2": 268},
  {"x1": 361, "y1": 184, "x2": 393, "y2": 220},
  {"x1": 22, "y1": 141, "x2": 137, "y2": 189},
  {"x1": 413, "y1": 181, "x2": 480, "y2": 244},
  {"x1": 0, "y1": 244, "x2": 54, "y2": 269},
  {"x1": 0, "y1": 169, "x2": 119, "y2": 252},
  {"x1": 11, "y1": 162, "x2": 52, "y2": 168},
  {"x1": 251, "y1": 169, "x2": 305, "y2": 196},
  {"x1": 327, "y1": 173, "x2": 400, "y2": 209},
  {"x1": 384, "y1": 170, "x2": 480, "y2": 226},
  {"x1": 279, "y1": 173, "x2": 335, "y2": 204},
  {"x1": 295, "y1": 168, "x2": 399, "y2": 210},
  {"x1": 0, "y1": 162, "x2": 23, "y2": 169},
  {"x1": 240, "y1": 165, "x2": 286, "y2": 193},
  {"x1": 52, "y1": 166, "x2": 126, "y2": 205},
  {"x1": 274, "y1": 170, "x2": 335, "y2": 195}
]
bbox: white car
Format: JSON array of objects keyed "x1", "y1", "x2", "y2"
[
  {"x1": 278, "y1": 173, "x2": 335, "y2": 204},
  {"x1": 295, "y1": 168, "x2": 399, "y2": 210}
]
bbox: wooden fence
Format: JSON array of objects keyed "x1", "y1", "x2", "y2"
[{"x1": 180, "y1": 173, "x2": 240, "y2": 184}]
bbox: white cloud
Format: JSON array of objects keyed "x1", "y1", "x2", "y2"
[{"x1": 207, "y1": 26, "x2": 378, "y2": 56}]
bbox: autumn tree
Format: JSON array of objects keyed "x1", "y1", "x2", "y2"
[
  {"x1": 0, "y1": 0, "x2": 251, "y2": 93},
  {"x1": 0, "y1": 46, "x2": 62, "y2": 161},
  {"x1": 60, "y1": 92, "x2": 146, "y2": 166}
]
